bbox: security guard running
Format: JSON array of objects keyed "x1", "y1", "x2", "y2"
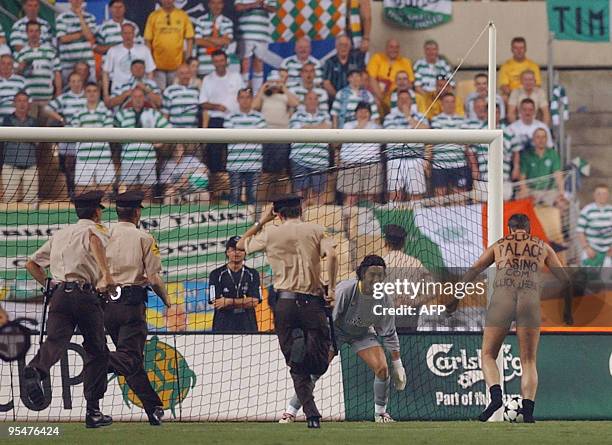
[
  {"x1": 237, "y1": 195, "x2": 337, "y2": 429},
  {"x1": 23, "y1": 191, "x2": 115, "y2": 428},
  {"x1": 105, "y1": 191, "x2": 170, "y2": 426}
]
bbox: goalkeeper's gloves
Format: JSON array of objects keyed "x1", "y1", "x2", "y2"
[{"x1": 391, "y1": 359, "x2": 406, "y2": 391}]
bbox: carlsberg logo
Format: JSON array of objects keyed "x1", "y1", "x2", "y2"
[{"x1": 427, "y1": 344, "x2": 522, "y2": 387}]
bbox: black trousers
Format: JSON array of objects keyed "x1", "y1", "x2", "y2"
[
  {"x1": 28, "y1": 287, "x2": 109, "y2": 403},
  {"x1": 275, "y1": 294, "x2": 330, "y2": 418},
  {"x1": 104, "y1": 301, "x2": 162, "y2": 413},
  {"x1": 205, "y1": 117, "x2": 227, "y2": 173}
]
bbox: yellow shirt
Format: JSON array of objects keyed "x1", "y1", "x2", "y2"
[
  {"x1": 367, "y1": 53, "x2": 415, "y2": 96},
  {"x1": 416, "y1": 93, "x2": 465, "y2": 120},
  {"x1": 144, "y1": 8, "x2": 195, "y2": 71},
  {"x1": 498, "y1": 58, "x2": 541, "y2": 91}
]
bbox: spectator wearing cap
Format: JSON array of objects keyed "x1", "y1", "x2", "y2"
[
  {"x1": 289, "y1": 90, "x2": 332, "y2": 207},
  {"x1": 281, "y1": 37, "x2": 324, "y2": 88},
  {"x1": 144, "y1": 0, "x2": 194, "y2": 90},
  {"x1": 412, "y1": 40, "x2": 451, "y2": 98},
  {"x1": 331, "y1": 68, "x2": 379, "y2": 128},
  {"x1": 56, "y1": 0, "x2": 97, "y2": 82},
  {"x1": 95, "y1": 0, "x2": 141, "y2": 56},
  {"x1": 506, "y1": 98, "x2": 553, "y2": 151},
  {"x1": 288, "y1": 62, "x2": 329, "y2": 115},
  {"x1": 1, "y1": 91, "x2": 39, "y2": 206},
  {"x1": 199, "y1": 49, "x2": 244, "y2": 176},
  {"x1": 10, "y1": 0, "x2": 54, "y2": 53},
  {"x1": 109, "y1": 59, "x2": 161, "y2": 109},
  {"x1": 428, "y1": 92, "x2": 475, "y2": 197},
  {"x1": 114, "y1": 87, "x2": 171, "y2": 197},
  {"x1": 416, "y1": 74, "x2": 464, "y2": 120},
  {"x1": 224, "y1": 88, "x2": 267, "y2": 205},
  {"x1": 322, "y1": 34, "x2": 366, "y2": 104},
  {"x1": 102, "y1": 22, "x2": 155, "y2": 103},
  {"x1": 0, "y1": 54, "x2": 26, "y2": 120},
  {"x1": 367, "y1": 38, "x2": 414, "y2": 114},
  {"x1": 252, "y1": 70, "x2": 299, "y2": 198},
  {"x1": 507, "y1": 69, "x2": 550, "y2": 126},
  {"x1": 194, "y1": 0, "x2": 235, "y2": 78},
  {"x1": 499, "y1": 37, "x2": 541, "y2": 99},
  {"x1": 464, "y1": 73, "x2": 506, "y2": 122},
  {"x1": 337, "y1": 101, "x2": 383, "y2": 206},
  {"x1": 208, "y1": 236, "x2": 261, "y2": 333}
]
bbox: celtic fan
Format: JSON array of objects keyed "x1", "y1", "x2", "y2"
[{"x1": 279, "y1": 255, "x2": 407, "y2": 424}]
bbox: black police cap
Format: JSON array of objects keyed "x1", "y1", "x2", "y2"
[
  {"x1": 73, "y1": 190, "x2": 105, "y2": 209},
  {"x1": 384, "y1": 224, "x2": 407, "y2": 241},
  {"x1": 116, "y1": 191, "x2": 145, "y2": 209},
  {"x1": 272, "y1": 194, "x2": 302, "y2": 212},
  {"x1": 225, "y1": 236, "x2": 242, "y2": 249}
]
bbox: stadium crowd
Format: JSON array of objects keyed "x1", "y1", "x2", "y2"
[{"x1": 0, "y1": 0, "x2": 609, "y2": 265}]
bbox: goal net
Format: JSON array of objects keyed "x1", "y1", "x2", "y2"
[{"x1": 0, "y1": 127, "x2": 518, "y2": 422}]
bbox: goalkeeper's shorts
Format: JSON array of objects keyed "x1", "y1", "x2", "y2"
[{"x1": 337, "y1": 333, "x2": 381, "y2": 354}]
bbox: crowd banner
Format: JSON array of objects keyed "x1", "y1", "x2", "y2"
[
  {"x1": 547, "y1": 0, "x2": 610, "y2": 42},
  {"x1": 383, "y1": 0, "x2": 452, "y2": 30}
]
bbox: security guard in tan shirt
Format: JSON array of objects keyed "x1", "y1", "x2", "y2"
[
  {"x1": 105, "y1": 191, "x2": 170, "y2": 426},
  {"x1": 237, "y1": 195, "x2": 337, "y2": 429},
  {"x1": 23, "y1": 191, "x2": 115, "y2": 428}
]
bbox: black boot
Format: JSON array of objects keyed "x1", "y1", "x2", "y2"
[
  {"x1": 85, "y1": 410, "x2": 113, "y2": 428},
  {"x1": 478, "y1": 384, "x2": 503, "y2": 422},
  {"x1": 23, "y1": 367, "x2": 45, "y2": 408},
  {"x1": 522, "y1": 399, "x2": 536, "y2": 423},
  {"x1": 307, "y1": 416, "x2": 321, "y2": 429},
  {"x1": 147, "y1": 406, "x2": 165, "y2": 426}
]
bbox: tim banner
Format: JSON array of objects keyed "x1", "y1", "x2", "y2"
[
  {"x1": 547, "y1": 0, "x2": 610, "y2": 42},
  {"x1": 341, "y1": 334, "x2": 612, "y2": 420},
  {"x1": 383, "y1": 0, "x2": 452, "y2": 30}
]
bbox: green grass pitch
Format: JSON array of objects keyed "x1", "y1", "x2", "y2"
[{"x1": 4, "y1": 421, "x2": 612, "y2": 445}]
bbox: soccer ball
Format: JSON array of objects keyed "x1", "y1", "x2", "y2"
[{"x1": 503, "y1": 396, "x2": 524, "y2": 423}]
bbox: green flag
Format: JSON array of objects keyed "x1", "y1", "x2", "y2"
[{"x1": 547, "y1": 0, "x2": 609, "y2": 42}]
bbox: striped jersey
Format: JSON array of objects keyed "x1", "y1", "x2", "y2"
[
  {"x1": 382, "y1": 108, "x2": 427, "y2": 159},
  {"x1": 194, "y1": 13, "x2": 235, "y2": 77},
  {"x1": 429, "y1": 113, "x2": 467, "y2": 169},
  {"x1": 0, "y1": 74, "x2": 26, "y2": 118},
  {"x1": 235, "y1": 0, "x2": 277, "y2": 43},
  {"x1": 112, "y1": 76, "x2": 161, "y2": 102},
  {"x1": 288, "y1": 84, "x2": 329, "y2": 114},
  {"x1": 161, "y1": 84, "x2": 200, "y2": 128},
  {"x1": 331, "y1": 86, "x2": 379, "y2": 127},
  {"x1": 14, "y1": 44, "x2": 61, "y2": 101},
  {"x1": 577, "y1": 202, "x2": 612, "y2": 253},
  {"x1": 281, "y1": 55, "x2": 323, "y2": 86},
  {"x1": 114, "y1": 108, "x2": 171, "y2": 162},
  {"x1": 96, "y1": 18, "x2": 141, "y2": 48},
  {"x1": 413, "y1": 57, "x2": 452, "y2": 93},
  {"x1": 10, "y1": 17, "x2": 54, "y2": 50},
  {"x1": 223, "y1": 110, "x2": 267, "y2": 172},
  {"x1": 56, "y1": 10, "x2": 98, "y2": 71},
  {"x1": 289, "y1": 110, "x2": 331, "y2": 170},
  {"x1": 47, "y1": 91, "x2": 87, "y2": 126},
  {"x1": 72, "y1": 102, "x2": 113, "y2": 161}
]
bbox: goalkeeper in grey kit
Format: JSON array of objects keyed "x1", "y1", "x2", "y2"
[{"x1": 280, "y1": 255, "x2": 407, "y2": 423}]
